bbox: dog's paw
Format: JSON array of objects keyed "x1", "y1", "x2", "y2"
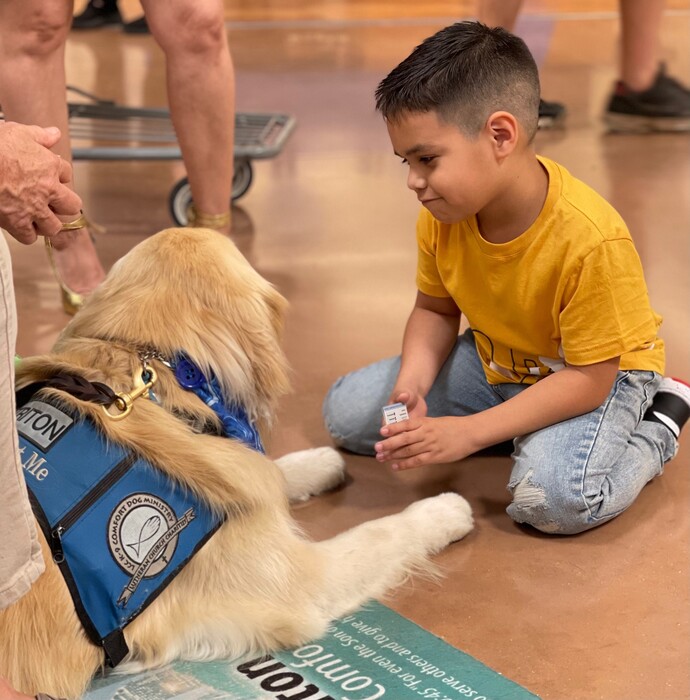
[
  {"x1": 404, "y1": 493, "x2": 474, "y2": 553},
  {"x1": 274, "y1": 447, "x2": 346, "y2": 502}
]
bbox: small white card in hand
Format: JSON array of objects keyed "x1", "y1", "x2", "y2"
[{"x1": 382, "y1": 402, "x2": 409, "y2": 425}]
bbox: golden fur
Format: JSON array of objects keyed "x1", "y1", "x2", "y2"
[{"x1": 0, "y1": 228, "x2": 473, "y2": 698}]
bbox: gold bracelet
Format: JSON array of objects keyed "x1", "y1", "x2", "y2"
[
  {"x1": 186, "y1": 205, "x2": 231, "y2": 230},
  {"x1": 59, "y1": 212, "x2": 88, "y2": 231}
]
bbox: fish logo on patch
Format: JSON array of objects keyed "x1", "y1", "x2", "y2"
[{"x1": 107, "y1": 493, "x2": 196, "y2": 606}]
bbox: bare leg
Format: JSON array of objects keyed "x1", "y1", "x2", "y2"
[
  {"x1": 477, "y1": 0, "x2": 524, "y2": 30},
  {"x1": 618, "y1": 0, "x2": 666, "y2": 90},
  {"x1": 142, "y1": 0, "x2": 235, "y2": 235},
  {"x1": 0, "y1": 0, "x2": 105, "y2": 297}
]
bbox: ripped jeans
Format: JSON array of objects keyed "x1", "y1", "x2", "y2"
[{"x1": 322, "y1": 328, "x2": 677, "y2": 535}]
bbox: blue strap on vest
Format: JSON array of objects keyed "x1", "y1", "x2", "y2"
[{"x1": 17, "y1": 392, "x2": 224, "y2": 667}]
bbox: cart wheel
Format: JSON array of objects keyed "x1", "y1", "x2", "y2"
[
  {"x1": 169, "y1": 178, "x2": 193, "y2": 226},
  {"x1": 232, "y1": 159, "x2": 253, "y2": 201},
  {"x1": 168, "y1": 159, "x2": 254, "y2": 226}
]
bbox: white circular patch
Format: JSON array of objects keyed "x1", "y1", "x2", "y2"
[{"x1": 108, "y1": 493, "x2": 178, "y2": 578}]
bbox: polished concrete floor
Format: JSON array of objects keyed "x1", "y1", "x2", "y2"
[{"x1": 5, "y1": 2, "x2": 690, "y2": 699}]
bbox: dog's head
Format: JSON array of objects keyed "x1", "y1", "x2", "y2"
[{"x1": 58, "y1": 228, "x2": 290, "y2": 425}]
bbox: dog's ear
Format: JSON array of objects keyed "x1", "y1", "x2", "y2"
[{"x1": 197, "y1": 277, "x2": 290, "y2": 424}]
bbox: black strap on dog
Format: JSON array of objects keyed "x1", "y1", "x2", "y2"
[
  {"x1": 45, "y1": 373, "x2": 119, "y2": 405},
  {"x1": 17, "y1": 373, "x2": 119, "y2": 410},
  {"x1": 102, "y1": 629, "x2": 129, "y2": 667}
]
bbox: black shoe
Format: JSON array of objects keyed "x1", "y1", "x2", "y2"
[
  {"x1": 605, "y1": 64, "x2": 690, "y2": 133},
  {"x1": 537, "y1": 98, "x2": 566, "y2": 129},
  {"x1": 72, "y1": 0, "x2": 122, "y2": 29},
  {"x1": 123, "y1": 15, "x2": 149, "y2": 34},
  {"x1": 643, "y1": 377, "x2": 690, "y2": 439}
]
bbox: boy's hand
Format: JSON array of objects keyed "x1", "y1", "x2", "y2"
[
  {"x1": 375, "y1": 415, "x2": 478, "y2": 470},
  {"x1": 386, "y1": 389, "x2": 426, "y2": 421}
]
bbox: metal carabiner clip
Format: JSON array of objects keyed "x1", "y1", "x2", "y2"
[{"x1": 102, "y1": 366, "x2": 158, "y2": 421}]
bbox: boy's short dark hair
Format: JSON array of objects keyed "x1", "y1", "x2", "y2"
[{"x1": 375, "y1": 21, "x2": 541, "y2": 141}]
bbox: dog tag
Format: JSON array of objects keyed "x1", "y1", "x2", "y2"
[{"x1": 174, "y1": 358, "x2": 205, "y2": 388}]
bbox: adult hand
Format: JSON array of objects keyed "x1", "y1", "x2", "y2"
[{"x1": 0, "y1": 122, "x2": 82, "y2": 244}]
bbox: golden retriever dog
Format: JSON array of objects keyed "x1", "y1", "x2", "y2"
[{"x1": 0, "y1": 228, "x2": 473, "y2": 698}]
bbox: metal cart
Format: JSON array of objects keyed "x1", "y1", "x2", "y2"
[{"x1": 52, "y1": 87, "x2": 295, "y2": 225}]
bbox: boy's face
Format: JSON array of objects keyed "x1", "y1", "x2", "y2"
[{"x1": 387, "y1": 110, "x2": 499, "y2": 224}]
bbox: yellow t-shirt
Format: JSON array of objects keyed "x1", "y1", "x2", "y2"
[{"x1": 415, "y1": 156, "x2": 664, "y2": 385}]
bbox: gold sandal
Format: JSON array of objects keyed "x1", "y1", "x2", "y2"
[
  {"x1": 186, "y1": 205, "x2": 231, "y2": 231},
  {"x1": 46, "y1": 212, "x2": 102, "y2": 316}
]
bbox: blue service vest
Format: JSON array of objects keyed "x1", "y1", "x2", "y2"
[{"x1": 16, "y1": 392, "x2": 224, "y2": 667}]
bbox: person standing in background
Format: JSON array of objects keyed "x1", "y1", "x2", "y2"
[
  {"x1": 478, "y1": 0, "x2": 690, "y2": 131},
  {"x1": 71, "y1": 0, "x2": 149, "y2": 33},
  {"x1": 0, "y1": 0, "x2": 236, "y2": 314}
]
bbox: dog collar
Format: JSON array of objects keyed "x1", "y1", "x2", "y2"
[
  {"x1": 168, "y1": 354, "x2": 264, "y2": 453},
  {"x1": 48, "y1": 337, "x2": 264, "y2": 453}
]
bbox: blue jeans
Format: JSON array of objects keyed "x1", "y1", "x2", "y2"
[{"x1": 322, "y1": 328, "x2": 677, "y2": 535}]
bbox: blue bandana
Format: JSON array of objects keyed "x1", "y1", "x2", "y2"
[{"x1": 169, "y1": 354, "x2": 264, "y2": 453}]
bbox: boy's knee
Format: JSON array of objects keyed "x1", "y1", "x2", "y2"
[
  {"x1": 322, "y1": 376, "x2": 376, "y2": 456},
  {"x1": 506, "y1": 468, "x2": 592, "y2": 535}
]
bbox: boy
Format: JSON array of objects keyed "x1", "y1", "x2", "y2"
[{"x1": 322, "y1": 21, "x2": 690, "y2": 535}]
